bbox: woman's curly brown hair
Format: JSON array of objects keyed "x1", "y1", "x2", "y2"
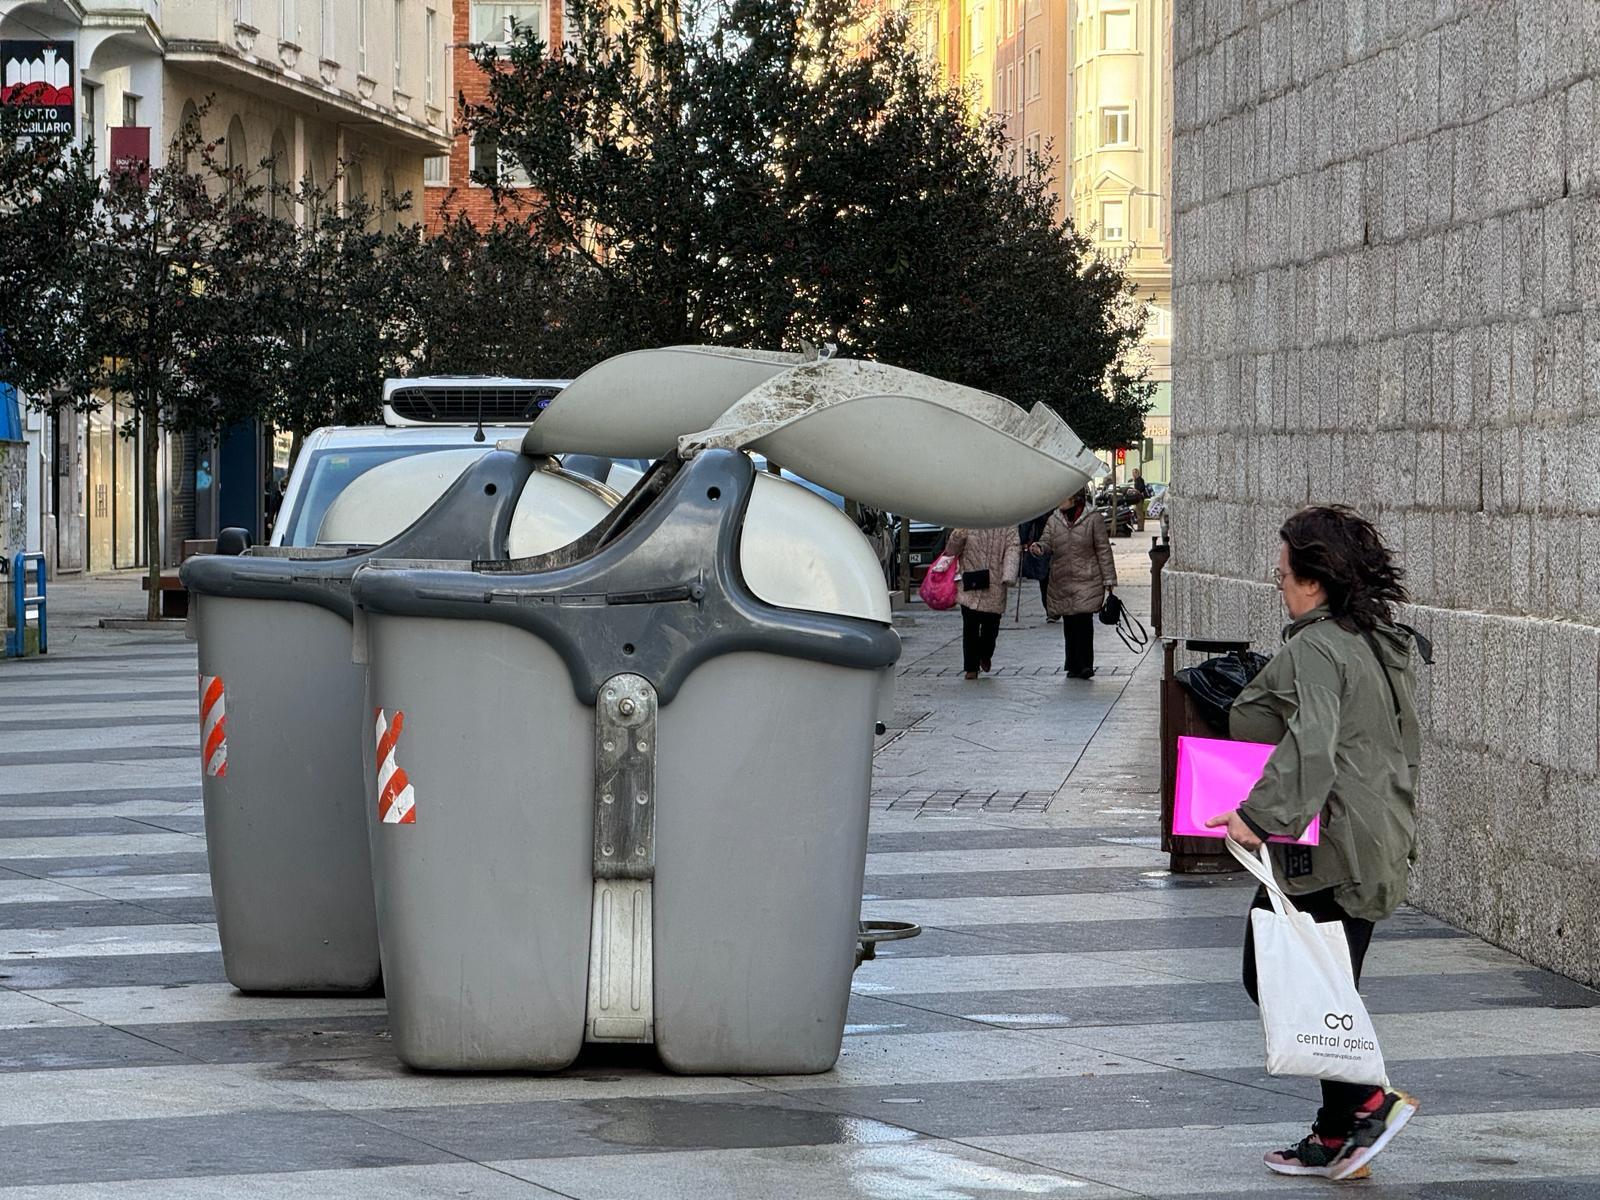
[{"x1": 1280, "y1": 506, "x2": 1407, "y2": 633}]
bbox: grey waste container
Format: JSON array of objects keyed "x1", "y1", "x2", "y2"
[
  {"x1": 179, "y1": 450, "x2": 541, "y2": 991},
  {"x1": 350, "y1": 449, "x2": 901, "y2": 1073}
]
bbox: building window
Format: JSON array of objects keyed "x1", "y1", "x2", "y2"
[
  {"x1": 392, "y1": 0, "x2": 403, "y2": 90},
  {"x1": 425, "y1": 8, "x2": 437, "y2": 104},
  {"x1": 281, "y1": 0, "x2": 297, "y2": 42},
  {"x1": 1025, "y1": 132, "x2": 1041, "y2": 160},
  {"x1": 471, "y1": 1, "x2": 545, "y2": 45},
  {"x1": 1026, "y1": 47, "x2": 1040, "y2": 99},
  {"x1": 81, "y1": 82, "x2": 98, "y2": 154},
  {"x1": 1147, "y1": 302, "x2": 1171, "y2": 338},
  {"x1": 424, "y1": 154, "x2": 448, "y2": 185},
  {"x1": 1102, "y1": 9, "x2": 1133, "y2": 50},
  {"x1": 1101, "y1": 199, "x2": 1126, "y2": 240},
  {"x1": 358, "y1": 0, "x2": 369, "y2": 72},
  {"x1": 969, "y1": 4, "x2": 984, "y2": 53},
  {"x1": 1101, "y1": 105, "x2": 1132, "y2": 146},
  {"x1": 269, "y1": 130, "x2": 290, "y2": 219},
  {"x1": 321, "y1": 0, "x2": 337, "y2": 59},
  {"x1": 236, "y1": 0, "x2": 253, "y2": 25},
  {"x1": 121, "y1": 93, "x2": 139, "y2": 127},
  {"x1": 394, "y1": 0, "x2": 405, "y2": 90},
  {"x1": 1004, "y1": 65, "x2": 1013, "y2": 114},
  {"x1": 470, "y1": 134, "x2": 531, "y2": 187}
]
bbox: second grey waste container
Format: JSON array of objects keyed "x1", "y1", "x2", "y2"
[
  {"x1": 180, "y1": 450, "x2": 556, "y2": 991},
  {"x1": 351, "y1": 449, "x2": 900, "y2": 1073}
]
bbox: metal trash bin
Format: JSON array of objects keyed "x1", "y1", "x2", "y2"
[
  {"x1": 180, "y1": 450, "x2": 577, "y2": 991},
  {"x1": 349, "y1": 354, "x2": 1105, "y2": 1074},
  {"x1": 176, "y1": 347, "x2": 814, "y2": 994},
  {"x1": 352, "y1": 450, "x2": 900, "y2": 1072}
]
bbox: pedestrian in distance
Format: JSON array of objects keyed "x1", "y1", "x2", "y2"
[
  {"x1": 944, "y1": 526, "x2": 1020, "y2": 680},
  {"x1": 1205, "y1": 505, "x2": 1422, "y2": 1182},
  {"x1": 1131, "y1": 469, "x2": 1150, "y2": 531},
  {"x1": 1017, "y1": 510, "x2": 1054, "y2": 619},
  {"x1": 1028, "y1": 488, "x2": 1116, "y2": 678}
]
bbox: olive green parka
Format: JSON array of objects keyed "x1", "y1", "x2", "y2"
[{"x1": 1229, "y1": 606, "x2": 1423, "y2": 922}]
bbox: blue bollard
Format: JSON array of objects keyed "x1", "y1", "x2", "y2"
[{"x1": 7, "y1": 553, "x2": 46, "y2": 657}]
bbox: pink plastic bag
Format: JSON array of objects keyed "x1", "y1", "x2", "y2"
[
  {"x1": 918, "y1": 554, "x2": 959, "y2": 610},
  {"x1": 1173, "y1": 735, "x2": 1320, "y2": 845}
]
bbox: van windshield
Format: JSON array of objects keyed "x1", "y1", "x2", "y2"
[{"x1": 281, "y1": 444, "x2": 456, "y2": 547}]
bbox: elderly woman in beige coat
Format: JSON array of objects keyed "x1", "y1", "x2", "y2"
[
  {"x1": 1029, "y1": 489, "x2": 1116, "y2": 678},
  {"x1": 943, "y1": 526, "x2": 1020, "y2": 680}
]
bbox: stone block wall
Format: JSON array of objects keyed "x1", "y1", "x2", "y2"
[{"x1": 1165, "y1": 0, "x2": 1600, "y2": 983}]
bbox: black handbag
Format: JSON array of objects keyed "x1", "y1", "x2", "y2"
[
  {"x1": 1100, "y1": 591, "x2": 1150, "y2": 654},
  {"x1": 961, "y1": 568, "x2": 992, "y2": 591}
]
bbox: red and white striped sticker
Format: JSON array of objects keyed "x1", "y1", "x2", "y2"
[
  {"x1": 198, "y1": 674, "x2": 228, "y2": 778},
  {"x1": 374, "y1": 708, "x2": 417, "y2": 824}
]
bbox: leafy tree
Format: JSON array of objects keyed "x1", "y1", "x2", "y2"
[
  {"x1": 252, "y1": 171, "x2": 419, "y2": 459},
  {"x1": 0, "y1": 104, "x2": 99, "y2": 410},
  {"x1": 464, "y1": 0, "x2": 1152, "y2": 448},
  {"x1": 393, "y1": 213, "x2": 608, "y2": 380},
  {"x1": 75, "y1": 116, "x2": 278, "y2": 617}
]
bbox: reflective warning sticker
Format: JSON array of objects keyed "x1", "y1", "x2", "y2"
[
  {"x1": 199, "y1": 674, "x2": 228, "y2": 778},
  {"x1": 374, "y1": 708, "x2": 417, "y2": 824}
]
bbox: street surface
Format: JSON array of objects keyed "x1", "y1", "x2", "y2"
[{"x1": 1, "y1": 545, "x2": 1598, "y2": 1197}]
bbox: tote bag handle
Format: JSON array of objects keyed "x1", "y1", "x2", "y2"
[{"x1": 1225, "y1": 836, "x2": 1300, "y2": 919}]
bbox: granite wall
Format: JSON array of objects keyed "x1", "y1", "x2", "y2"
[{"x1": 1165, "y1": 0, "x2": 1600, "y2": 982}]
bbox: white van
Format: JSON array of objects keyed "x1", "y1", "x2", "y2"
[{"x1": 270, "y1": 377, "x2": 647, "y2": 547}]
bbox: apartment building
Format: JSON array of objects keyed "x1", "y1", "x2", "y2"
[
  {"x1": 0, "y1": 0, "x2": 451, "y2": 574},
  {"x1": 903, "y1": 0, "x2": 1172, "y2": 477},
  {"x1": 424, "y1": 0, "x2": 557, "y2": 231}
]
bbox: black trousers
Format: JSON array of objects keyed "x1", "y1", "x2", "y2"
[
  {"x1": 1242, "y1": 885, "x2": 1379, "y2": 1138},
  {"x1": 1062, "y1": 612, "x2": 1095, "y2": 675},
  {"x1": 960, "y1": 606, "x2": 1001, "y2": 672}
]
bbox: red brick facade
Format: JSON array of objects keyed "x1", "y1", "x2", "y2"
[{"x1": 424, "y1": 0, "x2": 561, "y2": 232}]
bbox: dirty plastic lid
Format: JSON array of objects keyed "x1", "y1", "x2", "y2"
[
  {"x1": 681, "y1": 358, "x2": 1103, "y2": 527},
  {"x1": 521, "y1": 346, "x2": 802, "y2": 459}
]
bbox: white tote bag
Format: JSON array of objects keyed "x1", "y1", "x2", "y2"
[{"x1": 1228, "y1": 838, "x2": 1389, "y2": 1087}]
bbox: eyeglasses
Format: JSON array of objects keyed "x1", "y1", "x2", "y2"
[{"x1": 1272, "y1": 567, "x2": 1286, "y2": 589}]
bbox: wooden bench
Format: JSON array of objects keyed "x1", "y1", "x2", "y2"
[{"x1": 138, "y1": 541, "x2": 220, "y2": 620}]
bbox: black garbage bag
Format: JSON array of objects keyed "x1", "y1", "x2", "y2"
[{"x1": 1175, "y1": 650, "x2": 1272, "y2": 734}]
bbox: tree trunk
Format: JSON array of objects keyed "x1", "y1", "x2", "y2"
[{"x1": 143, "y1": 396, "x2": 162, "y2": 621}]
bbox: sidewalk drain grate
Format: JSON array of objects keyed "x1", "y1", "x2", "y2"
[
  {"x1": 869, "y1": 790, "x2": 1056, "y2": 813},
  {"x1": 898, "y1": 666, "x2": 1129, "y2": 677}
]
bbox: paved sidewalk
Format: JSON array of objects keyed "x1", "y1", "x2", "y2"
[{"x1": 1, "y1": 548, "x2": 1598, "y2": 1197}]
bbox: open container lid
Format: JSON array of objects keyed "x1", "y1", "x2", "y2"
[
  {"x1": 521, "y1": 346, "x2": 803, "y2": 458},
  {"x1": 680, "y1": 358, "x2": 1105, "y2": 527}
]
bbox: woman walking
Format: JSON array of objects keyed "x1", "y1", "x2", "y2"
[
  {"x1": 1029, "y1": 489, "x2": 1116, "y2": 678},
  {"x1": 943, "y1": 526, "x2": 1019, "y2": 680},
  {"x1": 1207, "y1": 506, "x2": 1422, "y2": 1181}
]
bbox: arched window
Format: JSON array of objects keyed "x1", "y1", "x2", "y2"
[
  {"x1": 179, "y1": 101, "x2": 201, "y2": 172},
  {"x1": 346, "y1": 159, "x2": 366, "y2": 219},
  {"x1": 381, "y1": 168, "x2": 396, "y2": 232},
  {"x1": 224, "y1": 116, "x2": 248, "y2": 193},
  {"x1": 269, "y1": 130, "x2": 290, "y2": 219}
]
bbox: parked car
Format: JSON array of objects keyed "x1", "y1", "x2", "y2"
[
  {"x1": 272, "y1": 377, "x2": 649, "y2": 548},
  {"x1": 890, "y1": 518, "x2": 949, "y2": 588}
]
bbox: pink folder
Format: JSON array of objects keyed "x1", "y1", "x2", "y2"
[{"x1": 1173, "y1": 735, "x2": 1320, "y2": 846}]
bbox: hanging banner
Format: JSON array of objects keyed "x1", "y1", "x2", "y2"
[
  {"x1": 109, "y1": 125, "x2": 151, "y2": 188},
  {"x1": 0, "y1": 40, "x2": 76, "y2": 138}
]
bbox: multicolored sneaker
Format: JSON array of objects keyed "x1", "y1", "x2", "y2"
[
  {"x1": 1330, "y1": 1089, "x2": 1419, "y2": 1181},
  {"x1": 1263, "y1": 1133, "x2": 1369, "y2": 1180}
]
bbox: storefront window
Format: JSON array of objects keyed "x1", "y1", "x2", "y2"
[{"x1": 86, "y1": 399, "x2": 144, "y2": 571}]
